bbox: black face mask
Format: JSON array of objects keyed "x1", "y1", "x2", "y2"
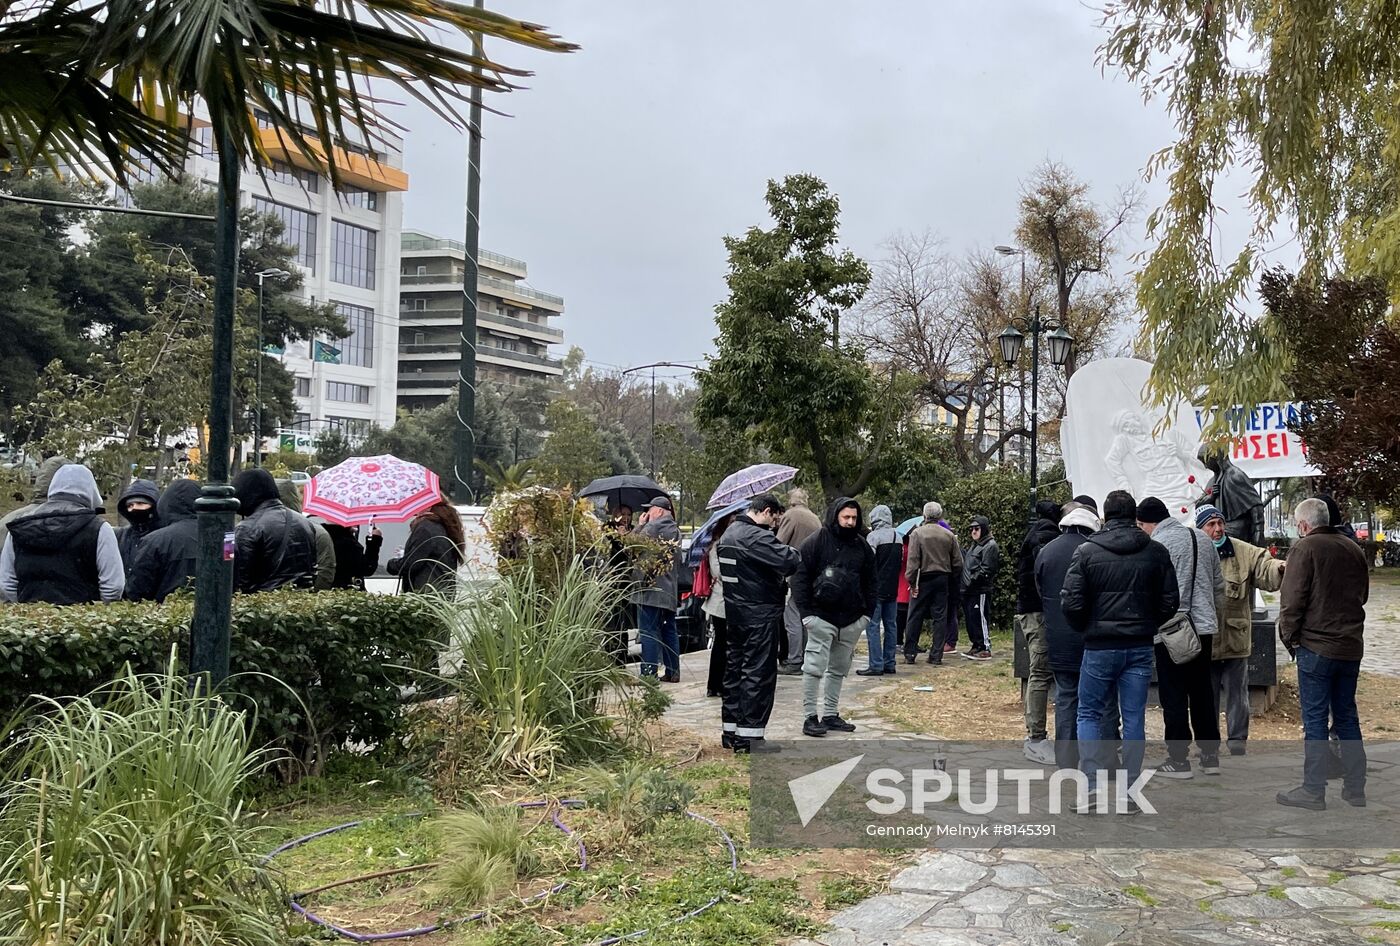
[{"x1": 125, "y1": 507, "x2": 155, "y2": 525}]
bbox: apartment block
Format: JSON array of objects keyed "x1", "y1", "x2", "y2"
[
  {"x1": 184, "y1": 112, "x2": 406, "y2": 448},
  {"x1": 397, "y1": 230, "x2": 565, "y2": 410}
]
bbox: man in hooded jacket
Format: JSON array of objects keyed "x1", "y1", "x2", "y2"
[
  {"x1": 1017, "y1": 499, "x2": 1064, "y2": 764},
  {"x1": 0, "y1": 455, "x2": 71, "y2": 549},
  {"x1": 0, "y1": 464, "x2": 124, "y2": 604},
  {"x1": 115, "y1": 479, "x2": 161, "y2": 581},
  {"x1": 277, "y1": 478, "x2": 336, "y2": 590},
  {"x1": 960, "y1": 515, "x2": 1001, "y2": 660},
  {"x1": 127, "y1": 479, "x2": 203, "y2": 602},
  {"x1": 1036, "y1": 500, "x2": 1112, "y2": 770},
  {"x1": 793, "y1": 497, "x2": 876, "y2": 737},
  {"x1": 860, "y1": 504, "x2": 902, "y2": 676},
  {"x1": 1061, "y1": 490, "x2": 1179, "y2": 807},
  {"x1": 232, "y1": 469, "x2": 317, "y2": 593}
]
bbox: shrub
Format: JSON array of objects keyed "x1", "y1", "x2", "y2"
[
  {"x1": 939, "y1": 466, "x2": 1069, "y2": 627},
  {"x1": 0, "y1": 590, "x2": 446, "y2": 780},
  {"x1": 425, "y1": 559, "x2": 631, "y2": 780},
  {"x1": 0, "y1": 658, "x2": 285, "y2": 945}
]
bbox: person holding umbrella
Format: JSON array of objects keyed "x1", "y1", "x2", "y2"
[
  {"x1": 718, "y1": 494, "x2": 802, "y2": 753},
  {"x1": 631, "y1": 495, "x2": 683, "y2": 682}
]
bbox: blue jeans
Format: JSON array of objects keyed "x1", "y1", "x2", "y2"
[
  {"x1": 1077, "y1": 646, "x2": 1152, "y2": 788},
  {"x1": 639, "y1": 605, "x2": 679, "y2": 678},
  {"x1": 1052, "y1": 668, "x2": 1120, "y2": 772},
  {"x1": 866, "y1": 600, "x2": 899, "y2": 671},
  {"x1": 1297, "y1": 646, "x2": 1366, "y2": 795}
]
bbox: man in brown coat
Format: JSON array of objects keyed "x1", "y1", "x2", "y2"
[
  {"x1": 776, "y1": 488, "x2": 823, "y2": 674},
  {"x1": 1197, "y1": 504, "x2": 1284, "y2": 756},
  {"x1": 1276, "y1": 498, "x2": 1370, "y2": 811},
  {"x1": 902, "y1": 501, "x2": 964, "y2": 664}
]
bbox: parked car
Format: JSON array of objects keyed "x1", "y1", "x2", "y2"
[
  {"x1": 289, "y1": 470, "x2": 312, "y2": 486},
  {"x1": 1354, "y1": 522, "x2": 1371, "y2": 541}
]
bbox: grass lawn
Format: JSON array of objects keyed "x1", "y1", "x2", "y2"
[{"x1": 254, "y1": 737, "x2": 909, "y2": 945}]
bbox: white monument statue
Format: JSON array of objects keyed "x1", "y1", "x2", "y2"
[{"x1": 1061, "y1": 358, "x2": 1210, "y2": 521}]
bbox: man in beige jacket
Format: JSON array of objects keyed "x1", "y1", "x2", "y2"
[
  {"x1": 1196, "y1": 504, "x2": 1284, "y2": 757},
  {"x1": 776, "y1": 488, "x2": 823, "y2": 674},
  {"x1": 902, "y1": 501, "x2": 964, "y2": 664}
]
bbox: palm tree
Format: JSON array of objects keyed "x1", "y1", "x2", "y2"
[
  {"x1": 0, "y1": 0, "x2": 575, "y2": 681},
  {"x1": 476, "y1": 457, "x2": 536, "y2": 493}
]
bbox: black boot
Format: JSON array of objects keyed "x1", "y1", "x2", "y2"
[
  {"x1": 722, "y1": 731, "x2": 736, "y2": 750},
  {"x1": 803, "y1": 715, "x2": 829, "y2": 737}
]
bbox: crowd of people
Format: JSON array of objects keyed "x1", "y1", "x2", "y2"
[
  {"x1": 0, "y1": 462, "x2": 465, "y2": 605},
  {"x1": 632, "y1": 482, "x2": 1371, "y2": 811}
]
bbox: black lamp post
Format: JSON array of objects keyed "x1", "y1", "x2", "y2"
[
  {"x1": 253, "y1": 268, "x2": 290, "y2": 468},
  {"x1": 997, "y1": 305, "x2": 1074, "y2": 515}
]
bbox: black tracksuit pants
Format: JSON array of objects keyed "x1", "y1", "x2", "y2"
[
  {"x1": 706, "y1": 617, "x2": 728, "y2": 694},
  {"x1": 722, "y1": 608, "x2": 782, "y2": 740},
  {"x1": 903, "y1": 570, "x2": 950, "y2": 661}
]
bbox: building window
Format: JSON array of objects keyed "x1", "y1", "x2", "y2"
[
  {"x1": 409, "y1": 298, "x2": 426, "y2": 311},
  {"x1": 339, "y1": 187, "x2": 379, "y2": 211},
  {"x1": 293, "y1": 376, "x2": 311, "y2": 397},
  {"x1": 251, "y1": 196, "x2": 317, "y2": 272},
  {"x1": 293, "y1": 412, "x2": 312, "y2": 431},
  {"x1": 416, "y1": 265, "x2": 427, "y2": 276},
  {"x1": 267, "y1": 160, "x2": 319, "y2": 192},
  {"x1": 326, "y1": 381, "x2": 372, "y2": 403},
  {"x1": 333, "y1": 301, "x2": 375, "y2": 368},
  {"x1": 253, "y1": 108, "x2": 275, "y2": 130},
  {"x1": 192, "y1": 125, "x2": 216, "y2": 158},
  {"x1": 326, "y1": 415, "x2": 372, "y2": 442},
  {"x1": 331, "y1": 220, "x2": 376, "y2": 288}
]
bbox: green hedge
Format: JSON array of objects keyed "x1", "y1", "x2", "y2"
[
  {"x1": 939, "y1": 466, "x2": 1070, "y2": 628},
  {"x1": 0, "y1": 590, "x2": 446, "y2": 779}
]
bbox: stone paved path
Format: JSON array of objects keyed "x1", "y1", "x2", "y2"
[{"x1": 658, "y1": 648, "x2": 1400, "y2": 946}]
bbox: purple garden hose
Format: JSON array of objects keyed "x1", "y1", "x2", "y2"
[{"x1": 263, "y1": 803, "x2": 741, "y2": 945}]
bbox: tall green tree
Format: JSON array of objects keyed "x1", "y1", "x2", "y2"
[
  {"x1": 534, "y1": 401, "x2": 607, "y2": 489},
  {"x1": 1100, "y1": 2, "x2": 1400, "y2": 427},
  {"x1": 697, "y1": 174, "x2": 897, "y2": 503},
  {"x1": 0, "y1": 175, "x2": 96, "y2": 430}
]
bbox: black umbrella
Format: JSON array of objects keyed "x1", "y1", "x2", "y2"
[{"x1": 579, "y1": 474, "x2": 666, "y2": 513}]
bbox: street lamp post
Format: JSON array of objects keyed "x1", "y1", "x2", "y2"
[
  {"x1": 253, "y1": 268, "x2": 290, "y2": 468},
  {"x1": 619, "y1": 361, "x2": 707, "y2": 482},
  {"x1": 997, "y1": 305, "x2": 1073, "y2": 516},
  {"x1": 994, "y1": 244, "x2": 1029, "y2": 469}
]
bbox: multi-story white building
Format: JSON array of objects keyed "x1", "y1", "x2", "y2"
[
  {"x1": 184, "y1": 112, "x2": 407, "y2": 448},
  {"x1": 397, "y1": 230, "x2": 564, "y2": 410}
]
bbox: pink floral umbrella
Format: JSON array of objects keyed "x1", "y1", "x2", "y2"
[{"x1": 303, "y1": 455, "x2": 442, "y2": 526}]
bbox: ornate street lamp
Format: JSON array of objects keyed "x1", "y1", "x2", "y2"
[{"x1": 999, "y1": 305, "x2": 1075, "y2": 515}]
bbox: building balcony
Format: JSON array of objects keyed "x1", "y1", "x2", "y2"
[
  {"x1": 397, "y1": 343, "x2": 563, "y2": 375},
  {"x1": 399, "y1": 272, "x2": 564, "y2": 310},
  {"x1": 400, "y1": 236, "x2": 527, "y2": 277},
  {"x1": 399, "y1": 305, "x2": 564, "y2": 341}
]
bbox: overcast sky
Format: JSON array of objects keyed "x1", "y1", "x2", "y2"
[{"x1": 395, "y1": 1, "x2": 1185, "y2": 375}]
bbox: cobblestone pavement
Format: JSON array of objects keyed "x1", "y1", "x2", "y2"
[
  {"x1": 657, "y1": 645, "x2": 1400, "y2": 946},
  {"x1": 1365, "y1": 574, "x2": 1400, "y2": 677}
]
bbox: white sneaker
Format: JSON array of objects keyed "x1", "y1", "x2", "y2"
[{"x1": 1023, "y1": 738, "x2": 1056, "y2": 766}]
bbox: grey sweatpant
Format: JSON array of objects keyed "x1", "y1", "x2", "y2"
[
  {"x1": 802, "y1": 615, "x2": 866, "y2": 718},
  {"x1": 783, "y1": 592, "x2": 804, "y2": 666}
]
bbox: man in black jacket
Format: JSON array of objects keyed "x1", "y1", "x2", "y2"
[
  {"x1": 793, "y1": 497, "x2": 876, "y2": 738},
  {"x1": 115, "y1": 479, "x2": 161, "y2": 583},
  {"x1": 324, "y1": 522, "x2": 384, "y2": 589},
  {"x1": 960, "y1": 515, "x2": 1001, "y2": 660},
  {"x1": 231, "y1": 468, "x2": 317, "y2": 593},
  {"x1": 717, "y1": 495, "x2": 802, "y2": 754},
  {"x1": 127, "y1": 479, "x2": 202, "y2": 602},
  {"x1": 1061, "y1": 490, "x2": 1179, "y2": 807},
  {"x1": 1035, "y1": 499, "x2": 1110, "y2": 770},
  {"x1": 1016, "y1": 500, "x2": 1063, "y2": 764}
]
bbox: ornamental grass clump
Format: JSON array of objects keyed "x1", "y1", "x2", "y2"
[
  {"x1": 427, "y1": 558, "x2": 631, "y2": 780},
  {"x1": 0, "y1": 656, "x2": 285, "y2": 946}
]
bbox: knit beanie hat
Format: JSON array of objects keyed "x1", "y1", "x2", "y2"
[
  {"x1": 1195, "y1": 504, "x2": 1225, "y2": 529},
  {"x1": 1135, "y1": 497, "x2": 1170, "y2": 524},
  {"x1": 1072, "y1": 494, "x2": 1099, "y2": 514}
]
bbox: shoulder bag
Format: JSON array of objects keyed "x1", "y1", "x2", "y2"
[{"x1": 1156, "y1": 528, "x2": 1202, "y2": 665}]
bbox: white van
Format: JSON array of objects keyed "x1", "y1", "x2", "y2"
[{"x1": 363, "y1": 504, "x2": 497, "y2": 595}]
